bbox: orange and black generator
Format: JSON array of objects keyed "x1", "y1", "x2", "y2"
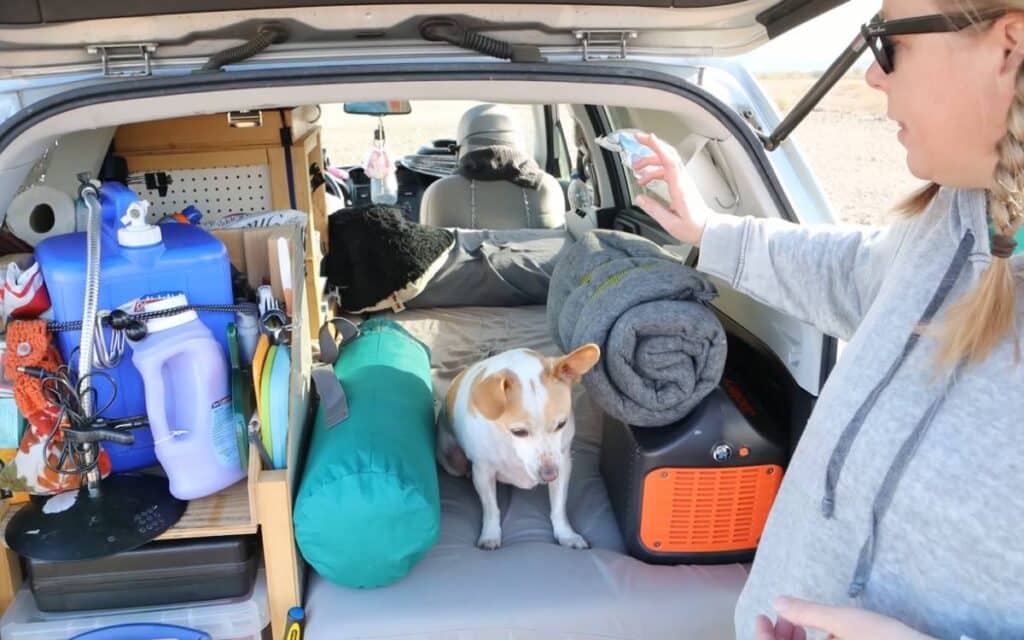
[{"x1": 601, "y1": 368, "x2": 789, "y2": 565}]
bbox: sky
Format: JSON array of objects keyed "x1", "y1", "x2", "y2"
[{"x1": 737, "y1": 0, "x2": 881, "y2": 73}]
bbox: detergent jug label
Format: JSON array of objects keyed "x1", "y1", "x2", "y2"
[{"x1": 211, "y1": 395, "x2": 240, "y2": 470}]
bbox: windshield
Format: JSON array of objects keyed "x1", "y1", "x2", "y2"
[{"x1": 322, "y1": 100, "x2": 539, "y2": 167}]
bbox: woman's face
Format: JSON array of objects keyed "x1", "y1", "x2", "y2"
[{"x1": 865, "y1": 0, "x2": 1022, "y2": 189}]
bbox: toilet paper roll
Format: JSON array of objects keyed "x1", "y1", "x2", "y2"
[{"x1": 4, "y1": 185, "x2": 76, "y2": 246}]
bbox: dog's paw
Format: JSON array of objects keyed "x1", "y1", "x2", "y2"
[
  {"x1": 477, "y1": 535, "x2": 502, "y2": 550},
  {"x1": 556, "y1": 531, "x2": 590, "y2": 550}
]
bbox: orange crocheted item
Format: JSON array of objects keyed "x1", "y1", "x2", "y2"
[
  {"x1": 5, "y1": 320, "x2": 62, "y2": 430},
  {"x1": 1, "y1": 320, "x2": 112, "y2": 495}
]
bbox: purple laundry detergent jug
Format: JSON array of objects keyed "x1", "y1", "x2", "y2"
[{"x1": 129, "y1": 292, "x2": 245, "y2": 500}]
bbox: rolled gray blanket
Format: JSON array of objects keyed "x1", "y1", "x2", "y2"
[{"x1": 548, "y1": 230, "x2": 726, "y2": 427}]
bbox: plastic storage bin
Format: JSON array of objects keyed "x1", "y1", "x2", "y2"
[
  {"x1": 0, "y1": 569, "x2": 268, "y2": 640},
  {"x1": 27, "y1": 536, "x2": 257, "y2": 612}
]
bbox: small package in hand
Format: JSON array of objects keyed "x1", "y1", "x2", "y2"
[{"x1": 595, "y1": 129, "x2": 656, "y2": 178}]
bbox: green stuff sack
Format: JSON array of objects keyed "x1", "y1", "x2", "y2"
[{"x1": 294, "y1": 318, "x2": 440, "y2": 588}]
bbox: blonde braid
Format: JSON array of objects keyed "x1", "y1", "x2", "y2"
[
  {"x1": 932, "y1": 62, "x2": 1024, "y2": 367},
  {"x1": 990, "y1": 62, "x2": 1024, "y2": 231}
]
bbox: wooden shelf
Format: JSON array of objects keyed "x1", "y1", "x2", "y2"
[
  {"x1": 0, "y1": 111, "x2": 317, "y2": 634},
  {"x1": 154, "y1": 478, "x2": 256, "y2": 541},
  {"x1": 0, "y1": 476, "x2": 256, "y2": 549}
]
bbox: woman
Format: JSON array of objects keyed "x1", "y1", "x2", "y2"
[{"x1": 633, "y1": 2, "x2": 1024, "y2": 639}]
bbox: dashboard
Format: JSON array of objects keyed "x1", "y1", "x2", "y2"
[{"x1": 344, "y1": 164, "x2": 441, "y2": 222}]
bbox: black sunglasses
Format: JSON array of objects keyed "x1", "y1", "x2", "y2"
[{"x1": 861, "y1": 9, "x2": 1006, "y2": 74}]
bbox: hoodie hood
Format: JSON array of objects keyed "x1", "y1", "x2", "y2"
[{"x1": 950, "y1": 187, "x2": 1024, "y2": 274}]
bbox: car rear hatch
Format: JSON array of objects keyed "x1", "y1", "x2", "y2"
[{"x1": 0, "y1": 1, "x2": 846, "y2": 80}]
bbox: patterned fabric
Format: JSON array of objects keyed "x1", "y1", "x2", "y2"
[{"x1": 0, "y1": 320, "x2": 111, "y2": 495}]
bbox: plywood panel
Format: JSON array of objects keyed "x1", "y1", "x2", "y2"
[
  {"x1": 115, "y1": 111, "x2": 286, "y2": 154},
  {"x1": 124, "y1": 149, "x2": 269, "y2": 173},
  {"x1": 255, "y1": 469, "x2": 301, "y2": 640}
]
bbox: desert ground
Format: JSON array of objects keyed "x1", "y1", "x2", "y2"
[{"x1": 758, "y1": 73, "x2": 926, "y2": 226}]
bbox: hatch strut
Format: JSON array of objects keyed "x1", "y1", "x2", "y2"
[
  {"x1": 197, "y1": 24, "x2": 289, "y2": 72},
  {"x1": 419, "y1": 19, "x2": 546, "y2": 63},
  {"x1": 761, "y1": 30, "x2": 868, "y2": 151}
]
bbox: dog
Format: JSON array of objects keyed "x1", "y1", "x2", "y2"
[{"x1": 437, "y1": 344, "x2": 601, "y2": 550}]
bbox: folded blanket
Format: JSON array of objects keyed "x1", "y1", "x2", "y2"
[{"x1": 547, "y1": 230, "x2": 726, "y2": 427}]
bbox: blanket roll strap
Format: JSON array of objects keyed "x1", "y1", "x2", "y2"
[
  {"x1": 294, "y1": 318, "x2": 440, "y2": 588},
  {"x1": 548, "y1": 230, "x2": 727, "y2": 427}
]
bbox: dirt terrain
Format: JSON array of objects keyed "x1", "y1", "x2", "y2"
[{"x1": 756, "y1": 73, "x2": 926, "y2": 226}]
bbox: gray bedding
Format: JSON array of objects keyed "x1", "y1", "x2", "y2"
[
  {"x1": 303, "y1": 306, "x2": 747, "y2": 639},
  {"x1": 548, "y1": 230, "x2": 727, "y2": 427},
  {"x1": 407, "y1": 228, "x2": 571, "y2": 309}
]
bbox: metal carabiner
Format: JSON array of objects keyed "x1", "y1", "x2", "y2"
[
  {"x1": 91, "y1": 311, "x2": 126, "y2": 369},
  {"x1": 259, "y1": 309, "x2": 292, "y2": 346}
]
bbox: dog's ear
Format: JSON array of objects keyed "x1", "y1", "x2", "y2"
[
  {"x1": 553, "y1": 344, "x2": 601, "y2": 383},
  {"x1": 470, "y1": 369, "x2": 517, "y2": 420}
]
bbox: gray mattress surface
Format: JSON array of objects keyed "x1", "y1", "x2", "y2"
[{"x1": 304, "y1": 306, "x2": 748, "y2": 639}]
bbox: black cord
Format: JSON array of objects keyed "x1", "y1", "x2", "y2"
[
  {"x1": 38, "y1": 366, "x2": 118, "y2": 477},
  {"x1": 198, "y1": 24, "x2": 288, "y2": 72},
  {"x1": 47, "y1": 302, "x2": 259, "y2": 334}
]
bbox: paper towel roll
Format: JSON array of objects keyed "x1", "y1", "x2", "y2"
[{"x1": 5, "y1": 185, "x2": 76, "y2": 246}]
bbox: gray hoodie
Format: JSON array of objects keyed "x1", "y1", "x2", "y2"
[{"x1": 695, "y1": 187, "x2": 1024, "y2": 640}]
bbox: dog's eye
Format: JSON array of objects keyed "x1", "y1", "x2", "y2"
[
  {"x1": 511, "y1": 428, "x2": 529, "y2": 438},
  {"x1": 555, "y1": 420, "x2": 567, "y2": 431}
]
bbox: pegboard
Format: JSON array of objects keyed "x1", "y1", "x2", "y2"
[{"x1": 127, "y1": 165, "x2": 272, "y2": 224}]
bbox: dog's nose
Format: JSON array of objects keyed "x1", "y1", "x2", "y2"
[{"x1": 538, "y1": 464, "x2": 559, "y2": 483}]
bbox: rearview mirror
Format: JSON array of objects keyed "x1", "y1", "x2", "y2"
[{"x1": 343, "y1": 101, "x2": 412, "y2": 116}]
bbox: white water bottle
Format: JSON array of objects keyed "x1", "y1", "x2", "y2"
[
  {"x1": 567, "y1": 171, "x2": 594, "y2": 215},
  {"x1": 234, "y1": 310, "x2": 259, "y2": 366}
]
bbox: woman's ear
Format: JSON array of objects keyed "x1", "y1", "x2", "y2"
[{"x1": 998, "y1": 12, "x2": 1024, "y2": 73}]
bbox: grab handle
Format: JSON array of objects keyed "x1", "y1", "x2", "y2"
[{"x1": 137, "y1": 355, "x2": 171, "y2": 448}]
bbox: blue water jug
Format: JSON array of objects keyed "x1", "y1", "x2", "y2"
[{"x1": 35, "y1": 183, "x2": 234, "y2": 471}]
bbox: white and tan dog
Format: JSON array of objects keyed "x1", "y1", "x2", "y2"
[{"x1": 437, "y1": 344, "x2": 601, "y2": 550}]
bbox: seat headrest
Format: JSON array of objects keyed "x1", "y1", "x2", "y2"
[{"x1": 456, "y1": 104, "x2": 525, "y2": 157}]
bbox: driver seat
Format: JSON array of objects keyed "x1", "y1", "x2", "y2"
[{"x1": 419, "y1": 104, "x2": 565, "y2": 230}]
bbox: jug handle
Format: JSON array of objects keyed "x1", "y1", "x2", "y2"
[{"x1": 135, "y1": 344, "x2": 192, "y2": 444}]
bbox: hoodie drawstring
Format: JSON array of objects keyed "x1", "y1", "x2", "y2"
[
  {"x1": 817, "y1": 229, "x2": 974, "y2": 596},
  {"x1": 821, "y1": 230, "x2": 975, "y2": 519},
  {"x1": 846, "y1": 361, "x2": 964, "y2": 597}
]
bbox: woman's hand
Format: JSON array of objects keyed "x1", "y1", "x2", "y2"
[
  {"x1": 755, "y1": 613, "x2": 807, "y2": 640},
  {"x1": 754, "y1": 597, "x2": 934, "y2": 640},
  {"x1": 631, "y1": 132, "x2": 713, "y2": 246}
]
